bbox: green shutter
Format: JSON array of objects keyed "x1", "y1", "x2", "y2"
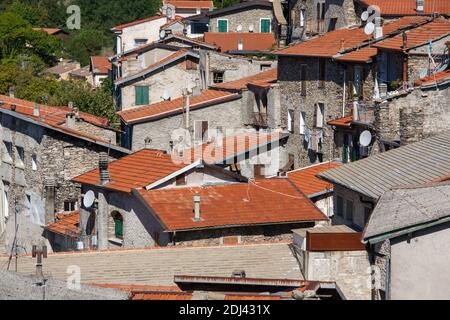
[
  {"x1": 261, "y1": 19, "x2": 270, "y2": 33},
  {"x1": 114, "y1": 217, "x2": 123, "y2": 239},
  {"x1": 135, "y1": 86, "x2": 149, "y2": 105},
  {"x1": 218, "y1": 20, "x2": 227, "y2": 32}
]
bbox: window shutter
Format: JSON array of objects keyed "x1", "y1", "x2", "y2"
[
  {"x1": 135, "y1": 86, "x2": 149, "y2": 105},
  {"x1": 301, "y1": 65, "x2": 307, "y2": 96},
  {"x1": 218, "y1": 20, "x2": 227, "y2": 32},
  {"x1": 261, "y1": 19, "x2": 270, "y2": 33}
]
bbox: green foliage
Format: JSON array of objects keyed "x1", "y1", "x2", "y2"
[
  {"x1": 66, "y1": 28, "x2": 108, "y2": 66},
  {"x1": 213, "y1": 0, "x2": 241, "y2": 9},
  {"x1": 7, "y1": 0, "x2": 46, "y2": 25}
]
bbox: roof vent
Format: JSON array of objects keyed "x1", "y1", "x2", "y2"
[
  {"x1": 99, "y1": 152, "x2": 111, "y2": 186},
  {"x1": 193, "y1": 195, "x2": 202, "y2": 221},
  {"x1": 238, "y1": 39, "x2": 244, "y2": 51},
  {"x1": 232, "y1": 270, "x2": 246, "y2": 278},
  {"x1": 34, "y1": 103, "x2": 40, "y2": 117}
]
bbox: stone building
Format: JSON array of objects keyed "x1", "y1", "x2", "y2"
[
  {"x1": 161, "y1": 0, "x2": 214, "y2": 19},
  {"x1": 276, "y1": 16, "x2": 449, "y2": 168},
  {"x1": 0, "y1": 95, "x2": 129, "y2": 255},
  {"x1": 71, "y1": 146, "x2": 327, "y2": 251}
]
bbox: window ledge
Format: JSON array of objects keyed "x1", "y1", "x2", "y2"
[{"x1": 108, "y1": 238, "x2": 123, "y2": 246}]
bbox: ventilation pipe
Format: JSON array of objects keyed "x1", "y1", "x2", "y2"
[
  {"x1": 99, "y1": 152, "x2": 111, "y2": 185},
  {"x1": 238, "y1": 39, "x2": 244, "y2": 51}
]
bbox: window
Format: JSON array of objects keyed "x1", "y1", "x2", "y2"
[
  {"x1": 253, "y1": 164, "x2": 265, "y2": 178},
  {"x1": 300, "y1": 9, "x2": 305, "y2": 27},
  {"x1": 112, "y1": 212, "x2": 124, "y2": 239},
  {"x1": 299, "y1": 111, "x2": 306, "y2": 134},
  {"x1": 176, "y1": 173, "x2": 187, "y2": 186},
  {"x1": 288, "y1": 109, "x2": 294, "y2": 133},
  {"x1": 213, "y1": 72, "x2": 224, "y2": 84},
  {"x1": 194, "y1": 120, "x2": 209, "y2": 142},
  {"x1": 301, "y1": 65, "x2": 307, "y2": 96},
  {"x1": 135, "y1": 86, "x2": 149, "y2": 105},
  {"x1": 328, "y1": 18, "x2": 338, "y2": 31},
  {"x1": 16, "y1": 146, "x2": 24, "y2": 167},
  {"x1": 32, "y1": 154, "x2": 37, "y2": 171},
  {"x1": 364, "y1": 207, "x2": 372, "y2": 225},
  {"x1": 317, "y1": 2, "x2": 325, "y2": 32},
  {"x1": 318, "y1": 59, "x2": 326, "y2": 88},
  {"x1": 346, "y1": 200, "x2": 354, "y2": 222},
  {"x1": 260, "y1": 64, "x2": 271, "y2": 71},
  {"x1": 315, "y1": 103, "x2": 325, "y2": 128},
  {"x1": 336, "y1": 196, "x2": 344, "y2": 217},
  {"x1": 217, "y1": 19, "x2": 228, "y2": 32},
  {"x1": 134, "y1": 38, "x2": 148, "y2": 47},
  {"x1": 64, "y1": 200, "x2": 77, "y2": 212},
  {"x1": 260, "y1": 18, "x2": 271, "y2": 33},
  {"x1": 2, "y1": 183, "x2": 9, "y2": 219},
  {"x1": 3, "y1": 141, "x2": 13, "y2": 163}
]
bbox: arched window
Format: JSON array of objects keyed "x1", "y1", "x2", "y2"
[{"x1": 111, "y1": 212, "x2": 123, "y2": 240}]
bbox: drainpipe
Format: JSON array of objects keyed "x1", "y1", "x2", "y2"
[{"x1": 343, "y1": 69, "x2": 346, "y2": 117}]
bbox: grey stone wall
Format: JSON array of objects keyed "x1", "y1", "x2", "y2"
[{"x1": 209, "y1": 8, "x2": 275, "y2": 33}]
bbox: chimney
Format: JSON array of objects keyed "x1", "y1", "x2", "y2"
[
  {"x1": 9, "y1": 87, "x2": 15, "y2": 99},
  {"x1": 193, "y1": 195, "x2": 202, "y2": 221},
  {"x1": 416, "y1": 0, "x2": 424, "y2": 13},
  {"x1": 238, "y1": 39, "x2": 244, "y2": 51},
  {"x1": 352, "y1": 99, "x2": 360, "y2": 121},
  {"x1": 66, "y1": 112, "x2": 76, "y2": 128},
  {"x1": 33, "y1": 103, "x2": 40, "y2": 117},
  {"x1": 379, "y1": 83, "x2": 388, "y2": 98},
  {"x1": 44, "y1": 178, "x2": 56, "y2": 224},
  {"x1": 99, "y1": 152, "x2": 111, "y2": 185},
  {"x1": 374, "y1": 17, "x2": 383, "y2": 40}
]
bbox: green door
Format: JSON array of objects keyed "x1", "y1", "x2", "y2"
[
  {"x1": 261, "y1": 19, "x2": 271, "y2": 33},
  {"x1": 218, "y1": 20, "x2": 228, "y2": 32},
  {"x1": 135, "y1": 86, "x2": 149, "y2": 105}
]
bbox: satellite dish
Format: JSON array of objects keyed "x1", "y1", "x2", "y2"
[
  {"x1": 249, "y1": 24, "x2": 254, "y2": 32},
  {"x1": 162, "y1": 89, "x2": 171, "y2": 101},
  {"x1": 359, "y1": 130, "x2": 372, "y2": 147},
  {"x1": 364, "y1": 22, "x2": 375, "y2": 36},
  {"x1": 361, "y1": 11, "x2": 369, "y2": 21},
  {"x1": 236, "y1": 24, "x2": 242, "y2": 32},
  {"x1": 166, "y1": 7, "x2": 173, "y2": 19},
  {"x1": 159, "y1": 29, "x2": 166, "y2": 39},
  {"x1": 83, "y1": 190, "x2": 95, "y2": 208}
]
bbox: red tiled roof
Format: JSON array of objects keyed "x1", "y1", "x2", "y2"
[
  {"x1": 117, "y1": 89, "x2": 240, "y2": 124},
  {"x1": 137, "y1": 178, "x2": 328, "y2": 231},
  {"x1": 288, "y1": 162, "x2": 343, "y2": 197},
  {"x1": 91, "y1": 56, "x2": 111, "y2": 74},
  {"x1": 276, "y1": 16, "x2": 428, "y2": 57},
  {"x1": 415, "y1": 69, "x2": 450, "y2": 87},
  {"x1": 115, "y1": 49, "x2": 193, "y2": 85},
  {"x1": 161, "y1": 16, "x2": 185, "y2": 29},
  {"x1": 432, "y1": 173, "x2": 450, "y2": 182},
  {"x1": 337, "y1": 47, "x2": 378, "y2": 63},
  {"x1": 211, "y1": 68, "x2": 277, "y2": 91},
  {"x1": 166, "y1": 0, "x2": 214, "y2": 9},
  {"x1": 357, "y1": 0, "x2": 450, "y2": 16},
  {"x1": 32, "y1": 28, "x2": 66, "y2": 35},
  {"x1": 72, "y1": 149, "x2": 186, "y2": 193},
  {"x1": 203, "y1": 32, "x2": 276, "y2": 52},
  {"x1": 224, "y1": 295, "x2": 281, "y2": 300},
  {"x1": 46, "y1": 211, "x2": 80, "y2": 237},
  {"x1": 374, "y1": 18, "x2": 450, "y2": 51},
  {"x1": 327, "y1": 116, "x2": 354, "y2": 127},
  {"x1": 132, "y1": 292, "x2": 193, "y2": 300},
  {"x1": 95, "y1": 284, "x2": 182, "y2": 292},
  {"x1": 111, "y1": 15, "x2": 166, "y2": 31}
]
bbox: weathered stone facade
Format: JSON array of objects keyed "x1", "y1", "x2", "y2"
[
  {"x1": 209, "y1": 8, "x2": 275, "y2": 33},
  {"x1": 0, "y1": 112, "x2": 126, "y2": 254}
]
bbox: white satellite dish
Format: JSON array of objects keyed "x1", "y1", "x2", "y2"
[
  {"x1": 361, "y1": 11, "x2": 369, "y2": 21},
  {"x1": 162, "y1": 89, "x2": 171, "y2": 101},
  {"x1": 364, "y1": 22, "x2": 375, "y2": 36},
  {"x1": 236, "y1": 24, "x2": 242, "y2": 32},
  {"x1": 83, "y1": 190, "x2": 95, "y2": 208},
  {"x1": 359, "y1": 130, "x2": 372, "y2": 147},
  {"x1": 159, "y1": 29, "x2": 166, "y2": 39},
  {"x1": 249, "y1": 24, "x2": 254, "y2": 32}
]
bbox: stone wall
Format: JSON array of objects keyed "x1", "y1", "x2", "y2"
[{"x1": 209, "y1": 8, "x2": 275, "y2": 33}]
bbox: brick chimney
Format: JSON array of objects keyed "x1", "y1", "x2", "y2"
[
  {"x1": 99, "y1": 152, "x2": 111, "y2": 185},
  {"x1": 66, "y1": 112, "x2": 76, "y2": 128},
  {"x1": 9, "y1": 87, "x2": 15, "y2": 99}
]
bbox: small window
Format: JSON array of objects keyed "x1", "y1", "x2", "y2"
[
  {"x1": 336, "y1": 195, "x2": 344, "y2": 217},
  {"x1": 64, "y1": 200, "x2": 77, "y2": 212},
  {"x1": 315, "y1": 103, "x2": 325, "y2": 128},
  {"x1": 346, "y1": 200, "x2": 354, "y2": 222},
  {"x1": 3, "y1": 141, "x2": 13, "y2": 163},
  {"x1": 213, "y1": 72, "x2": 224, "y2": 84},
  {"x1": 288, "y1": 110, "x2": 294, "y2": 133},
  {"x1": 260, "y1": 18, "x2": 271, "y2": 33},
  {"x1": 32, "y1": 154, "x2": 38, "y2": 171},
  {"x1": 217, "y1": 19, "x2": 228, "y2": 32},
  {"x1": 318, "y1": 59, "x2": 326, "y2": 88},
  {"x1": 176, "y1": 173, "x2": 187, "y2": 186},
  {"x1": 16, "y1": 146, "x2": 24, "y2": 167},
  {"x1": 328, "y1": 18, "x2": 338, "y2": 31},
  {"x1": 253, "y1": 164, "x2": 265, "y2": 178},
  {"x1": 300, "y1": 65, "x2": 307, "y2": 96},
  {"x1": 135, "y1": 86, "x2": 149, "y2": 105},
  {"x1": 260, "y1": 64, "x2": 271, "y2": 71},
  {"x1": 300, "y1": 9, "x2": 305, "y2": 27},
  {"x1": 134, "y1": 39, "x2": 148, "y2": 47},
  {"x1": 300, "y1": 111, "x2": 306, "y2": 134}
]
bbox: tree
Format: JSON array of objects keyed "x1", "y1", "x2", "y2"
[
  {"x1": 66, "y1": 28, "x2": 108, "y2": 66},
  {"x1": 7, "y1": 0, "x2": 46, "y2": 25}
]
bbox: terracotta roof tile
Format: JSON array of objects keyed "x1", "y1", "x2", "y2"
[
  {"x1": 327, "y1": 116, "x2": 354, "y2": 127},
  {"x1": 224, "y1": 295, "x2": 281, "y2": 300},
  {"x1": 132, "y1": 292, "x2": 193, "y2": 300},
  {"x1": 46, "y1": 211, "x2": 80, "y2": 237},
  {"x1": 91, "y1": 56, "x2": 111, "y2": 74},
  {"x1": 166, "y1": 0, "x2": 214, "y2": 9},
  {"x1": 32, "y1": 28, "x2": 66, "y2": 35},
  {"x1": 288, "y1": 162, "x2": 343, "y2": 197},
  {"x1": 415, "y1": 69, "x2": 450, "y2": 87},
  {"x1": 276, "y1": 16, "x2": 428, "y2": 57},
  {"x1": 357, "y1": 0, "x2": 450, "y2": 16},
  {"x1": 161, "y1": 15, "x2": 185, "y2": 29},
  {"x1": 137, "y1": 178, "x2": 328, "y2": 231},
  {"x1": 337, "y1": 47, "x2": 378, "y2": 62},
  {"x1": 72, "y1": 149, "x2": 186, "y2": 193},
  {"x1": 117, "y1": 89, "x2": 239, "y2": 124},
  {"x1": 211, "y1": 68, "x2": 277, "y2": 91},
  {"x1": 374, "y1": 18, "x2": 450, "y2": 51},
  {"x1": 111, "y1": 15, "x2": 166, "y2": 31},
  {"x1": 204, "y1": 32, "x2": 276, "y2": 52}
]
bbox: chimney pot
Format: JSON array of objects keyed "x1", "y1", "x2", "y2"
[
  {"x1": 193, "y1": 195, "x2": 202, "y2": 221},
  {"x1": 9, "y1": 87, "x2": 15, "y2": 99},
  {"x1": 33, "y1": 103, "x2": 40, "y2": 117},
  {"x1": 66, "y1": 112, "x2": 76, "y2": 128}
]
